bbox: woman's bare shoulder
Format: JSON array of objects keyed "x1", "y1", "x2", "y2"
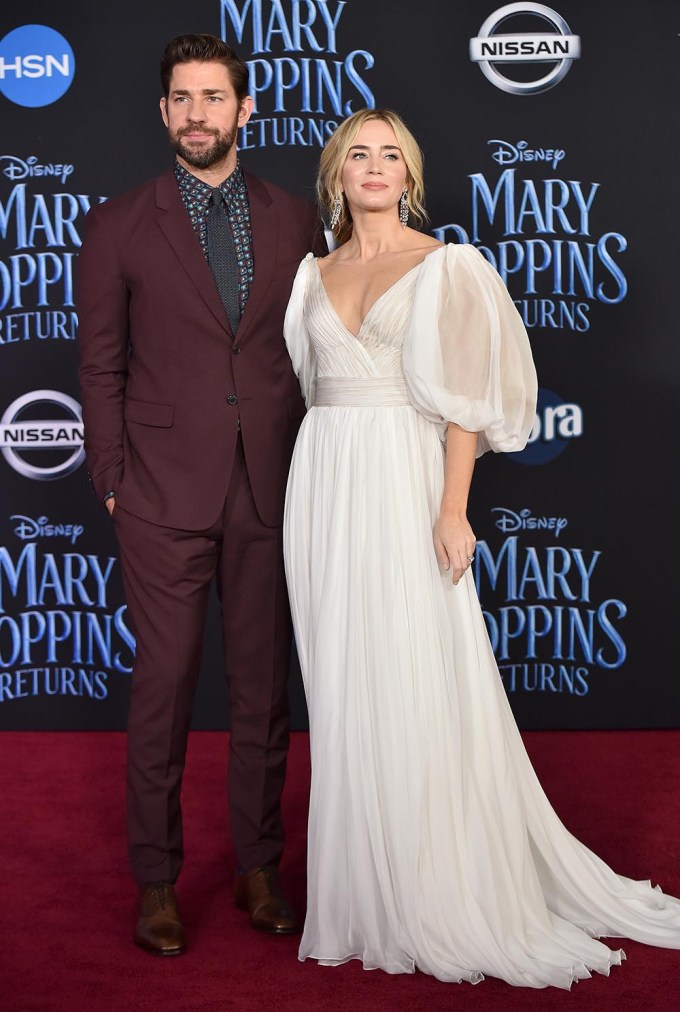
[
  {"x1": 316, "y1": 245, "x2": 353, "y2": 278},
  {"x1": 410, "y1": 232, "x2": 445, "y2": 254}
]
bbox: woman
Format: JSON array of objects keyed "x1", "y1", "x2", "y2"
[{"x1": 282, "y1": 109, "x2": 680, "y2": 988}]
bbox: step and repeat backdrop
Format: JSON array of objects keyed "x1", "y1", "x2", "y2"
[{"x1": 0, "y1": 1, "x2": 678, "y2": 729}]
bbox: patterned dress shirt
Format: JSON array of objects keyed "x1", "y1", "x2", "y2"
[{"x1": 174, "y1": 159, "x2": 254, "y2": 316}]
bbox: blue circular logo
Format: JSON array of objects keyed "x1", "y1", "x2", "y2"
[
  {"x1": 0, "y1": 25, "x2": 75, "y2": 108},
  {"x1": 509, "y1": 387, "x2": 583, "y2": 465}
]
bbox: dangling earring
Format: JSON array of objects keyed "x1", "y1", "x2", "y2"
[
  {"x1": 399, "y1": 189, "x2": 409, "y2": 228},
  {"x1": 329, "y1": 195, "x2": 342, "y2": 230}
]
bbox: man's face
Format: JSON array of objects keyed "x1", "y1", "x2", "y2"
[{"x1": 160, "y1": 61, "x2": 253, "y2": 171}]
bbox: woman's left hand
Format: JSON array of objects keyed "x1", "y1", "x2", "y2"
[{"x1": 434, "y1": 512, "x2": 476, "y2": 585}]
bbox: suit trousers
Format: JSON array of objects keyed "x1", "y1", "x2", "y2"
[{"x1": 113, "y1": 436, "x2": 292, "y2": 885}]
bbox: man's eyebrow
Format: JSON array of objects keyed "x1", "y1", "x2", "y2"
[{"x1": 170, "y1": 88, "x2": 227, "y2": 96}]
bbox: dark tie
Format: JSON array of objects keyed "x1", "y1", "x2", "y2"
[{"x1": 206, "y1": 188, "x2": 241, "y2": 334}]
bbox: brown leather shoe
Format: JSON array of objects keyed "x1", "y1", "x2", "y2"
[
  {"x1": 134, "y1": 882, "x2": 185, "y2": 956},
  {"x1": 235, "y1": 866, "x2": 297, "y2": 934}
]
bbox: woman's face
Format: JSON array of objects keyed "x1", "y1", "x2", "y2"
[{"x1": 339, "y1": 119, "x2": 408, "y2": 218}]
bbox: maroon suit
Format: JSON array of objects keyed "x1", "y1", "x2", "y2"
[{"x1": 78, "y1": 166, "x2": 325, "y2": 885}]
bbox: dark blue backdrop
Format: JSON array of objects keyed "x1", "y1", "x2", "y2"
[{"x1": 0, "y1": 1, "x2": 677, "y2": 729}]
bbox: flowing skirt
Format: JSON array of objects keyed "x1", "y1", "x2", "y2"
[{"x1": 284, "y1": 401, "x2": 680, "y2": 988}]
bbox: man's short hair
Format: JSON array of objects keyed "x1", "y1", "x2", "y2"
[{"x1": 160, "y1": 34, "x2": 250, "y2": 101}]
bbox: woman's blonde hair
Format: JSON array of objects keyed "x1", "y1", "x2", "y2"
[{"x1": 317, "y1": 108, "x2": 428, "y2": 246}]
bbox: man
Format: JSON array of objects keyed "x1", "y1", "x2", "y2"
[{"x1": 78, "y1": 34, "x2": 325, "y2": 956}]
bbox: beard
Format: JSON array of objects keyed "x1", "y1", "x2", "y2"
[{"x1": 169, "y1": 115, "x2": 239, "y2": 171}]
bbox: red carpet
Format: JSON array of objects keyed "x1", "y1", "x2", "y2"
[{"x1": 1, "y1": 731, "x2": 679, "y2": 1011}]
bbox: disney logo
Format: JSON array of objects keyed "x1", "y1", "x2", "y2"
[
  {"x1": 492, "y1": 507, "x2": 568, "y2": 539},
  {"x1": 11, "y1": 514, "x2": 84, "y2": 544},
  {"x1": 488, "y1": 140, "x2": 565, "y2": 172},
  {"x1": 0, "y1": 155, "x2": 74, "y2": 186}
]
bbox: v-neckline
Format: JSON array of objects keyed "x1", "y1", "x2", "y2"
[{"x1": 314, "y1": 249, "x2": 441, "y2": 339}]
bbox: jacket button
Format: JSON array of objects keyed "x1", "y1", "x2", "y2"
[
  {"x1": 232, "y1": 344, "x2": 241, "y2": 354},
  {"x1": 226, "y1": 394, "x2": 238, "y2": 405}
]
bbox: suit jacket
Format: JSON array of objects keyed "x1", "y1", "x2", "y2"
[{"x1": 77, "y1": 167, "x2": 326, "y2": 530}]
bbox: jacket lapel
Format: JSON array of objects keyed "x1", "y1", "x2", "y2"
[
  {"x1": 155, "y1": 169, "x2": 232, "y2": 337},
  {"x1": 236, "y1": 172, "x2": 278, "y2": 344}
]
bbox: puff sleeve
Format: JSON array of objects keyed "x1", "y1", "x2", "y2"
[
  {"x1": 283, "y1": 253, "x2": 317, "y2": 409},
  {"x1": 404, "y1": 244, "x2": 537, "y2": 456}
]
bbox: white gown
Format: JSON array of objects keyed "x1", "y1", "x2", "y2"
[{"x1": 283, "y1": 244, "x2": 680, "y2": 989}]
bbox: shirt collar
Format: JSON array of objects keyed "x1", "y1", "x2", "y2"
[{"x1": 174, "y1": 159, "x2": 246, "y2": 203}]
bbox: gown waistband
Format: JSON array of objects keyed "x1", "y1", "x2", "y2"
[{"x1": 314, "y1": 377, "x2": 410, "y2": 407}]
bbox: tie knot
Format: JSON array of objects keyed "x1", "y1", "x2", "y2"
[{"x1": 209, "y1": 188, "x2": 227, "y2": 210}]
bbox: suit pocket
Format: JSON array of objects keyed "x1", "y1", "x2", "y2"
[{"x1": 124, "y1": 398, "x2": 174, "y2": 427}]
